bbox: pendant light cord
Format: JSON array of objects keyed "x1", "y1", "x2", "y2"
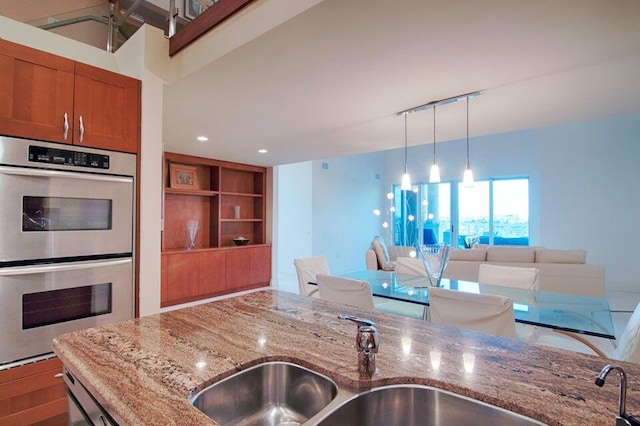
[
  {"x1": 404, "y1": 112, "x2": 408, "y2": 172},
  {"x1": 433, "y1": 106, "x2": 436, "y2": 165},
  {"x1": 466, "y1": 96, "x2": 470, "y2": 168}
]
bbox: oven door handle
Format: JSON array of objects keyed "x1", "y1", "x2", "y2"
[
  {"x1": 0, "y1": 166, "x2": 133, "y2": 184},
  {"x1": 0, "y1": 258, "x2": 132, "y2": 276}
]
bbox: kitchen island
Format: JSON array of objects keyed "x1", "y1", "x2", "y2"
[{"x1": 53, "y1": 290, "x2": 640, "y2": 425}]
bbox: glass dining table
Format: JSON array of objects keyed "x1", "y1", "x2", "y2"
[{"x1": 333, "y1": 270, "x2": 615, "y2": 340}]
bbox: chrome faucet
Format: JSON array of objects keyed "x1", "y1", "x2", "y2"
[
  {"x1": 338, "y1": 314, "x2": 379, "y2": 376},
  {"x1": 596, "y1": 364, "x2": 640, "y2": 426}
]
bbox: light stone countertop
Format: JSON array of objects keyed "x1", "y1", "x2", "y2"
[{"x1": 52, "y1": 290, "x2": 640, "y2": 425}]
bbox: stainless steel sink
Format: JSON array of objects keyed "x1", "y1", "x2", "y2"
[
  {"x1": 313, "y1": 384, "x2": 546, "y2": 426},
  {"x1": 191, "y1": 362, "x2": 338, "y2": 426}
]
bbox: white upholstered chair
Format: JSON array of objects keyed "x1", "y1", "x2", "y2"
[
  {"x1": 395, "y1": 257, "x2": 428, "y2": 276},
  {"x1": 477, "y1": 263, "x2": 540, "y2": 342},
  {"x1": 478, "y1": 264, "x2": 539, "y2": 291},
  {"x1": 428, "y1": 287, "x2": 516, "y2": 339},
  {"x1": 316, "y1": 273, "x2": 376, "y2": 311},
  {"x1": 376, "y1": 256, "x2": 428, "y2": 320},
  {"x1": 294, "y1": 256, "x2": 329, "y2": 297},
  {"x1": 537, "y1": 301, "x2": 640, "y2": 364}
]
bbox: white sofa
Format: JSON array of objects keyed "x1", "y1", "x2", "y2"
[{"x1": 366, "y1": 244, "x2": 605, "y2": 298}]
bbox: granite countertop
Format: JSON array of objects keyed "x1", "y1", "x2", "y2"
[{"x1": 53, "y1": 290, "x2": 640, "y2": 425}]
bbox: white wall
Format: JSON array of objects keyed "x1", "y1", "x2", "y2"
[
  {"x1": 319, "y1": 114, "x2": 639, "y2": 291},
  {"x1": 310, "y1": 152, "x2": 386, "y2": 274},
  {"x1": 0, "y1": 16, "x2": 120, "y2": 73},
  {"x1": 273, "y1": 162, "x2": 313, "y2": 290},
  {"x1": 115, "y1": 26, "x2": 170, "y2": 317}
]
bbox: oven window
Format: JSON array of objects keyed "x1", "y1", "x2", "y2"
[
  {"x1": 22, "y1": 197, "x2": 112, "y2": 231},
  {"x1": 22, "y1": 283, "x2": 112, "y2": 329}
]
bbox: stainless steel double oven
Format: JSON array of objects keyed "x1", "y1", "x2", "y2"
[{"x1": 0, "y1": 136, "x2": 135, "y2": 368}]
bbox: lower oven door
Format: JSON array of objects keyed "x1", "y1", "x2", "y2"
[{"x1": 0, "y1": 258, "x2": 133, "y2": 366}]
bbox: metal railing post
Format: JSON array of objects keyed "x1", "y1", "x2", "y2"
[{"x1": 168, "y1": 0, "x2": 177, "y2": 37}]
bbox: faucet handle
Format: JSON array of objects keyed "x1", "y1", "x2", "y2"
[
  {"x1": 339, "y1": 314, "x2": 379, "y2": 353},
  {"x1": 339, "y1": 314, "x2": 379, "y2": 375},
  {"x1": 338, "y1": 314, "x2": 376, "y2": 328}
]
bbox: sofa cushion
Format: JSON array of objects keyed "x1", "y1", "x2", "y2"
[
  {"x1": 535, "y1": 248, "x2": 586, "y2": 264},
  {"x1": 371, "y1": 236, "x2": 395, "y2": 271},
  {"x1": 450, "y1": 248, "x2": 486, "y2": 261},
  {"x1": 486, "y1": 246, "x2": 535, "y2": 263}
]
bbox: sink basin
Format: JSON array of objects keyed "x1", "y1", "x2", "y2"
[
  {"x1": 191, "y1": 362, "x2": 338, "y2": 426},
  {"x1": 314, "y1": 385, "x2": 546, "y2": 426}
]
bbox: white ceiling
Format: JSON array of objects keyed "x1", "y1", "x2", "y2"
[{"x1": 162, "y1": 0, "x2": 640, "y2": 167}]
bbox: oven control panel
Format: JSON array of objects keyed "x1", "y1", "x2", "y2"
[{"x1": 28, "y1": 146, "x2": 110, "y2": 169}]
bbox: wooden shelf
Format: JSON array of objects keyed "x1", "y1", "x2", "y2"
[
  {"x1": 221, "y1": 191, "x2": 263, "y2": 197},
  {"x1": 165, "y1": 188, "x2": 219, "y2": 197},
  {"x1": 161, "y1": 151, "x2": 271, "y2": 307}
]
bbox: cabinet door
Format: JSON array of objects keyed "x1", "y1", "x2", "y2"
[
  {"x1": 199, "y1": 251, "x2": 227, "y2": 296},
  {"x1": 73, "y1": 62, "x2": 140, "y2": 153},
  {"x1": 161, "y1": 254, "x2": 168, "y2": 305},
  {"x1": 166, "y1": 253, "x2": 200, "y2": 303},
  {"x1": 226, "y1": 249, "x2": 251, "y2": 290},
  {"x1": 250, "y1": 245, "x2": 271, "y2": 286},
  {"x1": 0, "y1": 39, "x2": 74, "y2": 144},
  {"x1": 0, "y1": 357, "x2": 67, "y2": 425}
]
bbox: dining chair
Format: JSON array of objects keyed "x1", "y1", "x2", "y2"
[
  {"x1": 428, "y1": 287, "x2": 517, "y2": 339},
  {"x1": 316, "y1": 273, "x2": 376, "y2": 311},
  {"x1": 395, "y1": 257, "x2": 428, "y2": 276},
  {"x1": 294, "y1": 256, "x2": 329, "y2": 297},
  {"x1": 478, "y1": 263, "x2": 540, "y2": 342},
  {"x1": 478, "y1": 264, "x2": 539, "y2": 291},
  {"x1": 536, "y1": 300, "x2": 640, "y2": 363}
]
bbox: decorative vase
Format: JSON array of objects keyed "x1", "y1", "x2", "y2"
[
  {"x1": 418, "y1": 244, "x2": 451, "y2": 287},
  {"x1": 187, "y1": 219, "x2": 199, "y2": 250}
]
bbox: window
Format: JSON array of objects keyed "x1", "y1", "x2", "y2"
[{"x1": 392, "y1": 177, "x2": 529, "y2": 248}]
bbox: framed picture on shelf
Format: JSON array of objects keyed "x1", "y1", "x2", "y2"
[
  {"x1": 184, "y1": 0, "x2": 216, "y2": 20},
  {"x1": 169, "y1": 164, "x2": 199, "y2": 190}
]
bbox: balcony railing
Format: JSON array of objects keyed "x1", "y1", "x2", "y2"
[
  {"x1": 11, "y1": 0, "x2": 254, "y2": 55},
  {"x1": 169, "y1": 0, "x2": 255, "y2": 56}
]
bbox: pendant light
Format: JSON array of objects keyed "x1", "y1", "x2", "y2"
[
  {"x1": 400, "y1": 112, "x2": 412, "y2": 190},
  {"x1": 429, "y1": 105, "x2": 441, "y2": 183},
  {"x1": 462, "y1": 96, "x2": 474, "y2": 188}
]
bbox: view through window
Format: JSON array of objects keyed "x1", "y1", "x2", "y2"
[{"x1": 391, "y1": 178, "x2": 529, "y2": 248}]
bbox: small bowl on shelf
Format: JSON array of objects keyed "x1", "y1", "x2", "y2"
[{"x1": 232, "y1": 237, "x2": 250, "y2": 246}]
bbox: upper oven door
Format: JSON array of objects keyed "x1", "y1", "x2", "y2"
[{"x1": 0, "y1": 166, "x2": 133, "y2": 263}]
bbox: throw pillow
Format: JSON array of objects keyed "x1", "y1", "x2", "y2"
[
  {"x1": 371, "y1": 236, "x2": 395, "y2": 270},
  {"x1": 486, "y1": 246, "x2": 536, "y2": 263},
  {"x1": 450, "y1": 248, "x2": 487, "y2": 261}
]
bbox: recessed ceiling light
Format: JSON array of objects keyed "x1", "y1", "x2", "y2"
[
  {"x1": 197, "y1": 136, "x2": 208, "y2": 142},
  {"x1": 258, "y1": 149, "x2": 268, "y2": 154}
]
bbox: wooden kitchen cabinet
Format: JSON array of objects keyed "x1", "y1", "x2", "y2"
[
  {"x1": 72, "y1": 62, "x2": 140, "y2": 153},
  {"x1": 199, "y1": 250, "x2": 227, "y2": 296},
  {"x1": 164, "y1": 252, "x2": 200, "y2": 304},
  {"x1": 0, "y1": 39, "x2": 140, "y2": 154},
  {"x1": 161, "y1": 245, "x2": 271, "y2": 307},
  {"x1": 0, "y1": 357, "x2": 67, "y2": 425}
]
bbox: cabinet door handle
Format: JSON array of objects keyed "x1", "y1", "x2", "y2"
[
  {"x1": 54, "y1": 372, "x2": 63, "y2": 378},
  {"x1": 63, "y1": 113, "x2": 69, "y2": 140},
  {"x1": 79, "y1": 115, "x2": 85, "y2": 142}
]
